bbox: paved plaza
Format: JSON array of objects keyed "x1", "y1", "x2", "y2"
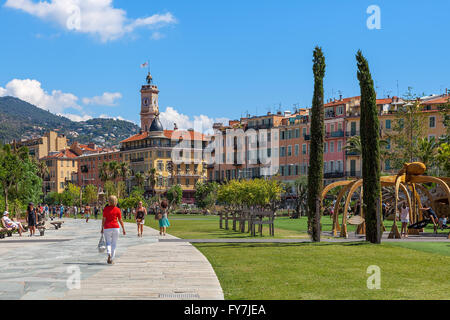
[{"x1": 0, "y1": 220, "x2": 224, "y2": 300}]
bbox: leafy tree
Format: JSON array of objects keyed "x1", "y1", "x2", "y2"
[
  {"x1": 217, "y1": 179, "x2": 283, "y2": 211},
  {"x1": 61, "y1": 183, "x2": 81, "y2": 206},
  {"x1": 357, "y1": 50, "x2": 382, "y2": 244},
  {"x1": 45, "y1": 191, "x2": 61, "y2": 205},
  {"x1": 194, "y1": 181, "x2": 218, "y2": 213},
  {"x1": 104, "y1": 181, "x2": 117, "y2": 198},
  {"x1": 387, "y1": 87, "x2": 426, "y2": 168},
  {"x1": 167, "y1": 184, "x2": 183, "y2": 211},
  {"x1": 437, "y1": 143, "x2": 450, "y2": 176},
  {"x1": 307, "y1": 46, "x2": 326, "y2": 242},
  {"x1": 438, "y1": 98, "x2": 450, "y2": 144},
  {"x1": 83, "y1": 185, "x2": 98, "y2": 205},
  {"x1": 0, "y1": 144, "x2": 42, "y2": 211}
]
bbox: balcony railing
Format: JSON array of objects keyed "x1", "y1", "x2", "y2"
[
  {"x1": 324, "y1": 172, "x2": 345, "y2": 179},
  {"x1": 345, "y1": 150, "x2": 360, "y2": 156},
  {"x1": 345, "y1": 171, "x2": 362, "y2": 178},
  {"x1": 246, "y1": 123, "x2": 273, "y2": 130},
  {"x1": 345, "y1": 131, "x2": 360, "y2": 137},
  {"x1": 304, "y1": 134, "x2": 311, "y2": 141},
  {"x1": 330, "y1": 130, "x2": 344, "y2": 138},
  {"x1": 130, "y1": 157, "x2": 145, "y2": 163}
]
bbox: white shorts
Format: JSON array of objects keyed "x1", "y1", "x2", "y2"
[{"x1": 401, "y1": 219, "x2": 409, "y2": 224}]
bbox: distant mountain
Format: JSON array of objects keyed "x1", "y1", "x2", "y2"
[{"x1": 0, "y1": 96, "x2": 140, "y2": 147}]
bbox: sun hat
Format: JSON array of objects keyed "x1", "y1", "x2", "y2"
[{"x1": 3, "y1": 211, "x2": 9, "y2": 216}]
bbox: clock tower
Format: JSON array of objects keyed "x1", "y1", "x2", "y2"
[{"x1": 140, "y1": 72, "x2": 160, "y2": 131}]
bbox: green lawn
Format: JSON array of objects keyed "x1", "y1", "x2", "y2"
[
  {"x1": 125, "y1": 213, "x2": 449, "y2": 300},
  {"x1": 195, "y1": 242, "x2": 450, "y2": 300}
]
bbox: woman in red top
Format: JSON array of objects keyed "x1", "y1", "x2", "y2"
[{"x1": 101, "y1": 196, "x2": 126, "y2": 265}]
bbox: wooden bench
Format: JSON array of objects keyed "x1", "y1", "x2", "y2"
[
  {"x1": 50, "y1": 221, "x2": 64, "y2": 230},
  {"x1": 219, "y1": 211, "x2": 237, "y2": 230},
  {"x1": 250, "y1": 211, "x2": 275, "y2": 237},
  {"x1": 0, "y1": 227, "x2": 14, "y2": 239}
]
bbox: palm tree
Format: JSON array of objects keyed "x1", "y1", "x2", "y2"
[
  {"x1": 345, "y1": 135, "x2": 389, "y2": 171},
  {"x1": 134, "y1": 172, "x2": 145, "y2": 190},
  {"x1": 34, "y1": 160, "x2": 49, "y2": 199},
  {"x1": 146, "y1": 167, "x2": 157, "y2": 196},
  {"x1": 99, "y1": 162, "x2": 110, "y2": 183},
  {"x1": 344, "y1": 136, "x2": 362, "y2": 155},
  {"x1": 108, "y1": 161, "x2": 121, "y2": 182},
  {"x1": 293, "y1": 177, "x2": 308, "y2": 219},
  {"x1": 119, "y1": 162, "x2": 130, "y2": 197},
  {"x1": 417, "y1": 137, "x2": 438, "y2": 170}
]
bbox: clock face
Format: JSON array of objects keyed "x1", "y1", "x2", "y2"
[{"x1": 142, "y1": 98, "x2": 150, "y2": 106}]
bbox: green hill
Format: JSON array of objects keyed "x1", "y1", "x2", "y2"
[{"x1": 0, "y1": 96, "x2": 140, "y2": 147}]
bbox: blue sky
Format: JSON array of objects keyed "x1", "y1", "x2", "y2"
[{"x1": 0, "y1": 0, "x2": 449, "y2": 131}]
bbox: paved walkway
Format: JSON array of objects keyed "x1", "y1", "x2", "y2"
[{"x1": 0, "y1": 219, "x2": 224, "y2": 300}]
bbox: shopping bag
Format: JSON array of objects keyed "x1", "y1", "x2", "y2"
[{"x1": 98, "y1": 234, "x2": 106, "y2": 253}]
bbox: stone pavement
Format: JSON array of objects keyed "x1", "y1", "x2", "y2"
[{"x1": 0, "y1": 219, "x2": 224, "y2": 300}]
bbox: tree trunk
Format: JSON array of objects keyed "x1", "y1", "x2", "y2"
[
  {"x1": 357, "y1": 50, "x2": 382, "y2": 244},
  {"x1": 307, "y1": 47, "x2": 326, "y2": 243},
  {"x1": 4, "y1": 188, "x2": 8, "y2": 212}
]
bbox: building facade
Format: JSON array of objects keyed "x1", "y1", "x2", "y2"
[
  {"x1": 14, "y1": 131, "x2": 68, "y2": 160},
  {"x1": 208, "y1": 93, "x2": 449, "y2": 185},
  {"x1": 120, "y1": 73, "x2": 209, "y2": 203}
]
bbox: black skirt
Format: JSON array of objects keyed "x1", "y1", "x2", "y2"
[{"x1": 28, "y1": 213, "x2": 36, "y2": 227}]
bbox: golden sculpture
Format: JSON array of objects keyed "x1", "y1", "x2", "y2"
[{"x1": 321, "y1": 162, "x2": 450, "y2": 239}]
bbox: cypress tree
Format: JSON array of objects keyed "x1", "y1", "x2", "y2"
[
  {"x1": 307, "y1": 47, "x2": 326, "y2": 242},
  {"x1": 356, "y1": 50, "x2": 382, "y2": 244}
]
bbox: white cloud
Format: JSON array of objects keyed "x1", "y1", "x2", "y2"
[
  {"x1": 150, "y1": 31, "x2": 164, "y2": 40},
  {"x1": 0, "y1": 78, "x2": 80, "y2": 113},
  {"x1": 159, "y1": 106, "x2": 229, "y2": 134},
  {"x1": 61, "y1": 113, "x2": 92, "y2": 122},
  {"x1": 4, "y1": 0, "x2": 177, "y2": 42},
  {"x1": 82, "y1": 92, "x2": 122, "y2": 106}
]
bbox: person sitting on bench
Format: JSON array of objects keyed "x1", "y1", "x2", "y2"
[
  {"x1": 438, "y1": 217, "x2": 448, "y2": 230},
  {"x1": 1, "y1": 211, "x2": 25, "y2": 236}
]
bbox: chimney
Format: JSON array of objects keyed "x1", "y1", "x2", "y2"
[
  {"x1": 174, "y1": 123, "x2": 178, "y2": 131},
  {"x1": 339, "y1": 94, "x2": 343, "y2": 101}
]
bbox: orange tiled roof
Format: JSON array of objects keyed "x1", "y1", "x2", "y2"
[
  {"x1": 324, "y1": 96, "x2": 360, "y2": 107},
  {"x1": 41, "y1": 148, "x2": 78, "y2": 160},
  {"x1": 422, "y1": 96, "x2": 450, "y2": 105}
]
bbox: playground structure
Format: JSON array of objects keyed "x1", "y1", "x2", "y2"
[{"x1": 321, "y1": 162, "x2": 450, "y2": 239}]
